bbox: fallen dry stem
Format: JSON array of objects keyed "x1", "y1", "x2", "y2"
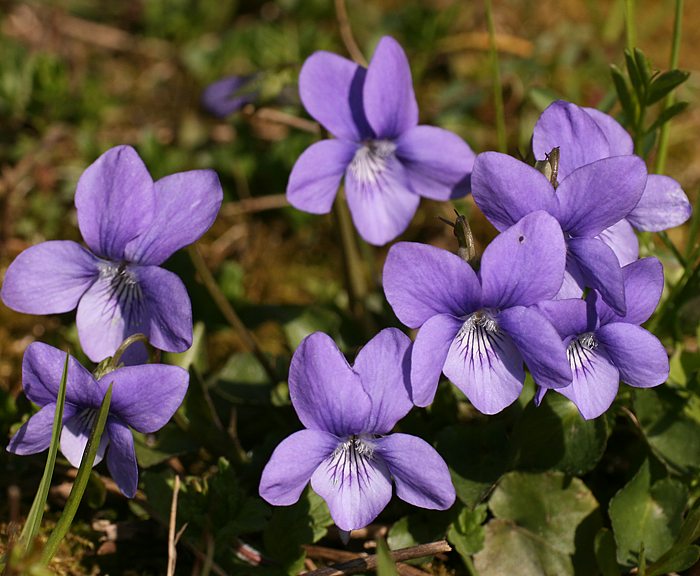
[{"x1": 302, "y1": 540, "x2": 451, "y2": 576}]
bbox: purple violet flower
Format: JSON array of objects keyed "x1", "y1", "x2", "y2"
[
  {"x1": 383, "y1": 211, "x2": 572, "y2": 414},
  {"x1": 286, "y1": 36, "x2": 475, "y2": 246},
  {"x1": 259, "y1": 329, "x2": 455, "y2": 532},
  {"x1": 1, "y1": 145, "x2": 223, "y2": 363},
  {"x1": 201, "y1": 75, "x2": 258, "y2": 118},
  {"x1": 7, "y1": 342, "x2": 189, "y2": 497},
  {"x1": 533, "y1": 100, "x2": 692, "y2": 233},
  {"x1": 471, "y1": 142, "x2": 647, "y2": 315},
  {"x1": 535, "y1": 257, "x2": 669, "y2": 419}
]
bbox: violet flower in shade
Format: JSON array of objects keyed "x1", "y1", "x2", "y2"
[
  {"x1": 1, "y1": 145, "x2": 223, "y2": 363},
  {"x1": 533, "y1": 100, "x2": 692, "y2": 234},
  {"x1": 201, "y1": 75, "x2": 258, "y2": 118},
  {"x1": 287, "y1": 36, "x2": 475, "y2": 246},
  {"x1": 471, "y1": 144, "x2": 647, "y2": 315},
  {"x1": 259, "y1": 329, "x2": 455, "y2": 532},
  {"x1": 7, "y1": 342, "x2": 188, "y2": 497},
  {"x1": 383, "y1": 211, "x2": 572, "y2": 414},
  {"x1": 535, "y1": 257, "x2": 669, "y2": 419}
]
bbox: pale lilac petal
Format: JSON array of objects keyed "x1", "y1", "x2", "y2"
[
  {"x1": 60, "y1": 408, "x2": 110, "y2": 468},
  {"x1": 583, "y1": 107, "x2": 634, "y2": 155},
  {"x1": 260, "y1": 429, "x2": 338, "y2": 505},
  {"x1": 383, "y1": 242, "x2": 480, "y2": 329},
  {"x1": 375, "y1": 433, "x2": 455, "y2": 509},
  {"x1": 76, "y1": 272, "x2": 147, "y2": 363},
  {"x1": 597, "y1": 220, "x2": 639, "y2": 266},
  {"x1": 395, "y1": 126, "x2": 474, "y2": 200},
  {"x1": 7, "y1": 403, "x2": 76, "y2": 455},
  {"x1": 556, "y1": 156, "x2": 647, "y2": 237},
  {"x1": 311, "y1": 448, "x2": 392, "y2": 531},
  {"x1": 480, "y1": 211, "x2": 566, "y2": 308},
  {"x1": 596, "y1": 258, "x2": 664, "y2": 327},
  {"x1": 1, "y1": 241, "x2": 99, "y2": 314},
  {"x1": 558, "y1": 344, "x2": 619, "y2": 420},
  {"x1": 125, "y1": 170, "x2": 223, "y2": 265},
  {"x1": 568, "y1": 237, "x2": 626, "y2": 316},
  {"x1": 106, "y1": 419, "x2": 138, "y2": 498},
  {"x1": 344, "y1": 154, "x2": 419, "y2": 245},
  {"x1": 497, "y1": 306, "x2": 572, "y2": 389},
  {"x1": 626, "y1": 175, "x2": 692, "y2": 231},
  {"x1": 299, "y1": 51, "x2": 371, "y2": 141},
  {"x1": 556, "y1": 260, "x2": 585, "y2": 300},
  {"x1": 75, "y1": 146, "x2": 156, "y2": 260},
  {"x1": 411, "y1": 314, "x2": 463, "y2": 407},
  {"x1": 472, "y1": 152, "x2": 555, "y2": 231},
  {"x1": 535, "y1": 299, "x2": 592, "y2": 338},
  {"x1": 104, "y1": 364, "x2": 188, "y2": 433},
  {"x1": 137, "y1": 266, "x2": 193, "y2": 354},
  {"x1": 286, "y1": 140, "x2": 356, "y2": 214},
  {"x1": 22, "y1": 342, "x2": 101, "y2": 408},
  {"x1": 354, "y1": 329, "x2": 413, "y2": 433},
  {"x1": 363, "y1": 36, "x2": 418, "y2": 139},
  {"x1": 596, "y1": 324, "x2": 669, "y2": 388},
  {"x1": 289, "y1": 332, "x2": 371, "y2": 436},
  {"x1": 532, "y1": 100, "x2": 611, "y2": 180},
  {"x1": 443, "y1": 321, "x2": 525, "y2": 415}
]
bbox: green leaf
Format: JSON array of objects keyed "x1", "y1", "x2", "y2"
[
  {"x1": 376, "y1": 538, "x2": 399, "y2": 576},
  {"x1": 594, "y1": 528, "x2": 621, "y2": 576},
  {"x1": 609, "y1": 459, "x2": 688, "y2": 566},
  {"x1": 263, "y1": 487, "x2": 333, "y2": 574},
  {"x1": 676, "y1": 502, "x2": 700, "y2": 546},
  {"x1": 646, "y1": 545, "x2": 700, "y2": 576},
  {"x1": 282, "y1": 306, "x2": 342, "y2": 350},
  {"x1": 634, "y1": 387, "x2": 700, "y2": 475},
  {"x1": 447, "y1": 504, "x2": 487, "y2": 563},
  {"x1": 212, "y1": 352, "x2": 274, "y2": 404},
  {"x1": 435, "y1": 421, "x2": 512, "y2": 507},
  {"x1": 624, "y1": 50, "x2": 644, "y2": 101},
  {"x1": 133, "y1": 425, "x2": 200, "y2": 468},
  {"x1": 40, "y1": 382, "x2": 113, "y2": 565},
  {"x1": 387, "y1": 509, "x2": 455, "y2": 553},
  {"x1": 646, "y1": 69, "x2": 690, "y2": 105},
  {"x1": 633, "y1": 48, "x2": 652, "y2": 91},
  {"x1": 646, "y1": 101, "x2": 688, "y2": 134},
  {"x1": 18, "y1": 353, "x2": 69, "y2": 553},
  {"x1": 474, "y1": 472, "x2": 600, "y2": 576},
  {"x1": 513, "y1": 393, "x2": 609, "y2": 475},
  {"x1": 610, "y1": 65, "x2": 636, "y2": 123}
]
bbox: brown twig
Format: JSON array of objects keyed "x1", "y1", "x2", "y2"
[
  {"x1": 438, "y1": 31, "x2": 534, "y2": 58},
  {"x1": 302, "y1": 541, "x2": 451, "y2": 576},
  {"x1": 166, "y1": 475, "x2": 181, "y2": 576},
  {"x1": 334, "y1": 0, "x2": 367, "y2": 66},
  {"x1": 187, "y1": 244, "x2": 278, "y2": 384},
  {"x1": 243, "y1": 106, "x2": 321, "y2": 135},
  {"x1": 219, "y1": 194, "x2": 289, "y2": 218},
  {"x1": 305, "y1": 546, "x2": 429, "y2": 576}
]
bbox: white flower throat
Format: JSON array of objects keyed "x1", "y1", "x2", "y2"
[
  {"x1": 98, "y1": 261, "x2": 143, "y2": 322},
  {"x1": 326, "y1": 434, "x2": 377, "y2": 486},
  {"x1": 454, "y1": 309, "x2": 502, "y2": 358},
  {"x1": 349, "y1": 140, "x2": 396, "y2": 184},
  {"x1": 567, "y1": 332, "x2": 598, "y2": 371}
]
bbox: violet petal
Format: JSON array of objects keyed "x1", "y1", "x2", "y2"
[
  {"x1": 1, "y1": 241, "x2": 99, "y2": 315},
  {"x1": 60, "y1": 408, "x2": 110, "y2": 468},
  {"x1": 106, "y1": 418, "x2": 139, "y2": 498},
  {"x1": 7, "y1": 403, "x2": 75, "y2": 455},
  {"x1": 75, "y1": 146, "x2": 156, "y2": 260},
  {"x1": 375, "y1": 433, "x2": 455, "y2": 509},
  {"x1": 287, "y1": 139, "x2": 357, "y2": 214},
  {"x1": 259, "y1": 429, "x2": 338, "y2": 506},
  {"x1": 383, "y1": 242, "x2": 479, "y2": 329},
  {"x1": 597, "y1": 219, "x2": 639, "y2": 267},
  {"x1": 626, "y1": 174, "x2": 692, "y2": 231},
  {"x1": 288, "y1": 332, "x2": 371, "y2": 436}
]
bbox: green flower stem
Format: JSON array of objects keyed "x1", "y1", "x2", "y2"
[
  {"x1": 16, "y1": 354, "x2": 70, "y2": 556},
  {"x1": 655, "y1": 0, "x2": 684, "y2": 174},
  {"x1": 625, "y1": 0, "x2": 636, "y2": 51},
  {"x1": 485, "y1": 0, "x2": 507, "y2": 153},
  {"x1": 40, "y1": 383, "x2": 113, "y2": 566}
]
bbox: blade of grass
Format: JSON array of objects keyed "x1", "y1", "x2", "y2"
[
  {"x1": 40, "y1": 383, "x2": 113, "y2": 565},
  {"x1": 17, "y1": 353, "x2": 70, "y2": 553},
  {"x1": 654, "y1": 0, "x2": 684, "y2": 174}
]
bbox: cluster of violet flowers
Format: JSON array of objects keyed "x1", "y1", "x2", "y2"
[
  {"x1": 260, "y1": 36, "x2": 691, "y2": 532},
  {"x1": 3, "y1": 33, "x2": 692, "y2": 538}
]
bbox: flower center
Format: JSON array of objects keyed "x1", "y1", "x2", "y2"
[
  {"x1": 567, "y1": 332, "x2": 598, "y2": 370},
  {"x1": 98, "y1": 262, "x2": 144, "y2": 323},
  {"x1": 349, "y1": 140, "x2": 396, "y2": 184},
  {"x1": 453, "y1": 309, "x2": 501, "y2": 357},
  {"x1": 327, "y1": 434, "x2": 376, "y2": 486}
]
